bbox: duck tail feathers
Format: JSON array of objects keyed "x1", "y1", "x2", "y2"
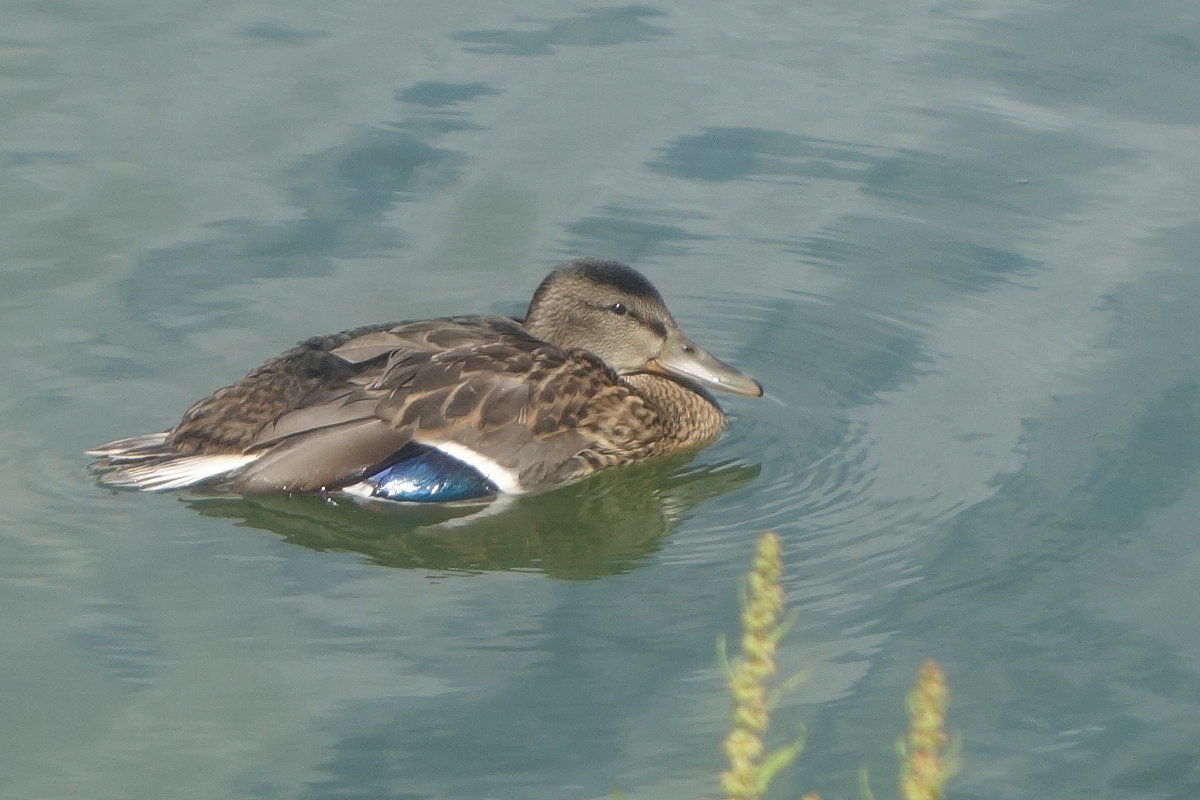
[
  {"x1": 94, "y1": 453, "x2": 259, "y2": 491},
  {"x1": 88, "y1": 432, "x2": 258, "y2": 491},
  {"x1": 86, "y1": 432, "x2": 173, "y2": 461}
]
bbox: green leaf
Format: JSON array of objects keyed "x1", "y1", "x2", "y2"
[
  {"x1": 716, "y1": 634, "x2": 734, "y2": 679},
  {"x1": 754, "y1": 733, "x2": 806, "y2": 792},
  {"x1": 858, "y1": 765, "x2": 876, "y2": 800},
  {"x1": 767, "y1": 668, "x2": 810, "y2": 708}
]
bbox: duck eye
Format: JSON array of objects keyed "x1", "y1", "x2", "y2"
[{"x1": 608, "y1": 302, "x2": 628, "y2": 316}]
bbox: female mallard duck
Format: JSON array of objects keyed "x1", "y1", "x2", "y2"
[{"x1": 89, "y1": 258, "x2": 762, "y2": 502}]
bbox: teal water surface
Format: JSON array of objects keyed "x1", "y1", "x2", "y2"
[{"x1": 3, "y1": 2, "x2": 1200, "y2": 799}]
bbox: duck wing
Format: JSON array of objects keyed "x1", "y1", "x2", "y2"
[
  {"x1": 216, "y1": 317, "x2": 661, "y2": 493},
  {"x1": 370, "y1": 337, "x2": 659, "y2": 492},
  {"x1": 92, "y1": 317, "x2": 540, "y2": 491},
  {"x1": 161, "y1": 316, "x2": 526, "y2": 453}
]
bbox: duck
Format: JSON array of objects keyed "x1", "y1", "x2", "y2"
[{"x1": 88, "y1": 258, "x2": 763, "y2": 502}]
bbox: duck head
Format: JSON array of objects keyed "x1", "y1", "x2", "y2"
[{"x1": 523, "y1": 259, "x2": 763, "y2": 397}]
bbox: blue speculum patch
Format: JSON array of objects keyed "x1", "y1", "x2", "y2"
[{"x1": 362, "y1": 444, "x2": 498, "y2": 502}]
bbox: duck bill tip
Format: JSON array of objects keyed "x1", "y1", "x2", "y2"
[{"x1": 647, "y1": 337, "x2": 763, "y2": 398}]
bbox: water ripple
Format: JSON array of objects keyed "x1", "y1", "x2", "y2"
[{"x1": 665, "y1": 287, "x2": 939, "y2": 607}]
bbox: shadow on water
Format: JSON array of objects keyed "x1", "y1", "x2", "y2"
[
  {"x1": 106, "y1": 78, "x2": 502, "y2": 367},
  {"x1": 451, "y1": 6, "x2": 668, "y2": 56},
  {"x1": 122, "y1": 122, "x2": 469, "y2": 320},
  {"x1": 182, "y1": 456, "x2": 759, "y2": 579},
  {"x1": 560, "y1": 203, "x2": 717, "y2": 265}
]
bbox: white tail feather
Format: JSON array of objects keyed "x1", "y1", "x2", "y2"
[
  {"x1": 99, "y1": 454, "x2": 259, "y2": 491},
  {"x1": 86, "y1": 432, "x2": 171, "y2": 460}
]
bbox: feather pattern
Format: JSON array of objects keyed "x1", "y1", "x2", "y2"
[{"x1": 89, "y1": 259, "x2": 762, "y2": 498}]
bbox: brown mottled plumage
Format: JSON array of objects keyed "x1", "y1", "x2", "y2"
[{"x1": 88, "y1": 259, "x2": 762, "y2": 496}]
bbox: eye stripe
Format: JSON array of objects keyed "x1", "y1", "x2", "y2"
[{"x1": 589, "y1": 301, "x2": 666, "y2": 336}]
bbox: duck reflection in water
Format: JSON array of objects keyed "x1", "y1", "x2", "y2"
[{"x1": 184, "y1": 455, "x2": 759, "y2": 579}]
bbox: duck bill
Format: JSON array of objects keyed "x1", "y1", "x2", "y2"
[{"x1": 647, "y1": 331, "x2": 763, "y2": 397}]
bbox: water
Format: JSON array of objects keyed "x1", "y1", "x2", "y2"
[{"x1": 4, "y1": 1, "x2": 1199, "y2": 798}]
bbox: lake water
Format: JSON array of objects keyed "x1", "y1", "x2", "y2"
[{"x1": 4, "y1": 2, "x2": 1199, "y2": 798}]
